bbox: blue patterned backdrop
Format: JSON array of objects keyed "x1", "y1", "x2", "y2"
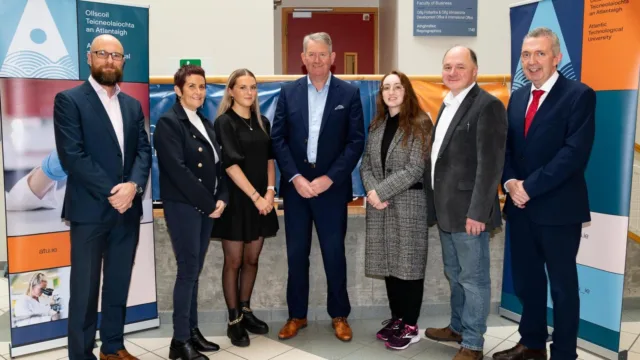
[{"x1": 149, "y1": 80, "x2": 380, "y2": 201}]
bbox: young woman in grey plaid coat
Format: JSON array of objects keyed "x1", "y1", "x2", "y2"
[{"x1": 360, "y1": 70, "x2": 433, "y2": 351}]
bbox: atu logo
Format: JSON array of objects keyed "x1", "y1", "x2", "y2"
[{"x1": 0, "y1": 0, "x2": 78, "y2": 79}]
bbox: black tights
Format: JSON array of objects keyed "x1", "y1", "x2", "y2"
[
  {"x1": 385, "y1": 276, "x2": 425, "y2": 326},
  {"x1": 222, "y1": 238, "x2": 265, "y2": 312}
]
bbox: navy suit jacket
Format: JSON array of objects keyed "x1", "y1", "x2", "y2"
[
  {"x1": 271, "y1": 75, "x2": 365, "y2": 203},
  {"x1": 53, "y1": 81, "x2": 152, "y2": 224},
  {"x1": 502, "y1": 74, "x2": 596, "y2": 225}
]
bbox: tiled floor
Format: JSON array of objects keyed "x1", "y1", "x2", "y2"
[{"x1": 0, "y1": 277, "x2": 639, "y2": 360}]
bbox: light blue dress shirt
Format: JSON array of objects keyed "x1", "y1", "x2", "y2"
[
  {"x1": 290, "y1": 74, "x2": 331, "y2": 182},
  {"x1": 307, "y1": 74, "x2": 331, "y2": 163}
]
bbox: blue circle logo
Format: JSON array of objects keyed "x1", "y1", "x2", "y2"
[{"x1": 30, "y1": 29, "x2": 47, "y2": 44}]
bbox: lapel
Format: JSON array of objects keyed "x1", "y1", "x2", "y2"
[
  {"x1": 297, "y1": 77, "x2": 310, "y2": 136},
  {"x1": 173, "y1": 103, "x2": 214, "y2": 152},
  {"x1": 437, "y1": 84, "x2": 480, "y2": 158},
  {"x1": 202, "y1": 116, "x2": 221, "y2": 157},
  {"x1": 431, "y1": 104, "x2": 446, "y2": 145},
  {"x1": 117, "y1": 92, "x2": 131, "y2": 154},
  {"x1": 319, "y1": 75, "x2": 341, "y2": 137},
  {"x1": 511, "y1": 84, "x2": 531, "y2": 148},
  {"x1": 370, "y1": 120, "x2": 385, "y2": 178},
  {"x1": 82, "y1": 81, "x2": 120, "y2": 150},
  {"x1": 524, "y1": 74, "x2": 566, "y2": 144}
]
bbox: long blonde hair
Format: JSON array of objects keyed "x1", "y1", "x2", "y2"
[
  {"x1": 26, "y1": 272, "x2": 46, "y2": 297},
  {"x1": 216, "y1": 68, "x2": 266, "y2": 133}
]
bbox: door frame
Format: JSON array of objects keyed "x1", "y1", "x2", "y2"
[{"x1": 281, "y1": 7, "x2": 379, "y2": 75}]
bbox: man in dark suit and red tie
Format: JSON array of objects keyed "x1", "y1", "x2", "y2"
[
  {"x1": 271, "y1": 32, "x2": 365, "y2": 342},
  {"x1": 493, "y1": 27, "x2": 596, "y2": 360}
]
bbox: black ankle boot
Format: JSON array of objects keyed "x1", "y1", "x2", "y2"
[
  {"x1": 169, "y1": 339, "x2": 208, "y2": 360},
  {"x1": 227, "y1": 308, "x2": 250, "y2": 347},
  {"x1": 240, "y1": 301, "x2": 269, "y2": 334},
  {"x1": 190, "y1": 328, "x2": 219, "y2": 352}
]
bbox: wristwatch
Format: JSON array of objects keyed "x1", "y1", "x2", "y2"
[
  {"x1": 267, "y1": 186, "x2": 276, "y2": 192},
  {"x1": 129, "y1": 181, "x2": 144, "y2": 196}
]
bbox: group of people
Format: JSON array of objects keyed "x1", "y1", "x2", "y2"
[{"x1": 52, "y1": 24, "x2": 595, "y2": 360}]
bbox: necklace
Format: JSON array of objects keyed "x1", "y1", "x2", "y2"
[{"x1": 239, "y1": 115, "x2": 253, "y2": 131}]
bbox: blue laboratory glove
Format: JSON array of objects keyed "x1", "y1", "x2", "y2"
[{"x1": 41, "y1": 150, "x2": 67, "y2": 181}]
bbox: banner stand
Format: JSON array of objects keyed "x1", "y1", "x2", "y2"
[
  {"x1": 0, "y1": 0, "x2": 159, "y2": 357},
  {"x1": 500, "y1": 1, "x2": 640, "y2": 359}
]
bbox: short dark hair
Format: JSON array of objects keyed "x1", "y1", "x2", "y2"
[
  {"x1": 443, "y1": 45, "x2": 478, "y2": 67},
  {"x1": 174, "y1": 64, "x2": 206, "y2": 90}
]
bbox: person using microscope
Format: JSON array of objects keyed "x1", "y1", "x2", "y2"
[{"x1": 13, "y1": 273, "x2": 61, "y2": 327}]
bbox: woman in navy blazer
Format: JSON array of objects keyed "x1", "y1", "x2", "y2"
[{"x1": 154, "y1": 65, "x2": 229, "y2": 360}]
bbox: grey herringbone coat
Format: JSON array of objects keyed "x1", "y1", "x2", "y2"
[{"x1": 360, "y1": 116, "x2": 429, "y2": 280}]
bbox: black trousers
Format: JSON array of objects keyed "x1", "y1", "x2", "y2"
[
  {"x1": 385, "y1": 276, "x2": 424, "y2": 326},
  {"x1": 68, "y1": 217, "x2": 140, "y2": 360},
  {"x1": 164, "y1": 200, "x2": 214, "y2": 341},
  {"x1": 509, "y1": 214, "x2": 581, "y2": 360}
]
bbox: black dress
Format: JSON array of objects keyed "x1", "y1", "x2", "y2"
[{"x1": 211, "y1": 109, "x2": 279, "y2": 242}]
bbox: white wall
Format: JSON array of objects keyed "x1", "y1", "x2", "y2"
[
  {"x1": 396, "y1": 0, "x2": 512, "y2": 75},
  {"x1": 118, "y1": 0, "x2": 275, "y2": 76},
  {"x1": 378, "y1": 0, "x2": 397, "y2": 73},
  {"x1": 273, "y1": 0, "x2": 379, "y2": 74}
]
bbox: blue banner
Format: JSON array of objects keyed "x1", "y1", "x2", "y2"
[
  {"x1": 77, "y1": 0, "x2": 149, "y2": 83},
  {"x1": 0, "y1": 0, "x2": 79, "y2": 79},
  {"x1": 413, "y1": 0, "x2": 477, "y2": 36},
  {"x1": 149, "y1": 79, "x2": 380, "y2": 201}
]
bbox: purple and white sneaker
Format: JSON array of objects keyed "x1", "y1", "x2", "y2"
[
  {"x1": 376, "y1": 318, "x2": 402, "y2": 341},
  {"x1": 385, "y1": 324, "x2": 420, "y2": 350}
]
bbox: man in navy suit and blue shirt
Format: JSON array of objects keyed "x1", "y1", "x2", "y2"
[
  {"x1": 53, "y1": 34, "x2": 151, "y2": 360},
  {"x1": 271, "y1": 32, "x2": 365, "y2": 342},
  {"x1": 493, "y1": 27, "x2": 596, "y2": 360}
]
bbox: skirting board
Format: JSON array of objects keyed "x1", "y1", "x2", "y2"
[
  {"x1": 498, "y1": 308, "x2": 622, "y2": 360},
  {"x1": 9, "y1": 318, "x2": 160, "y2": 358}
]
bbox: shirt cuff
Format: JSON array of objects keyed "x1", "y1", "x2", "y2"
[
  {"x1": 503, "y1": 179, "x2": 517, "y2": 193},
  {"x1": 289, "y1": 174, "x2": 300, "y2": 182}
]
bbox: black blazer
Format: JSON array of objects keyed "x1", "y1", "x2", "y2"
[
  {"x1": 424, "y1": 84, "x2": 507, "y2": 233},
  {"x1": 53, "y1": 81, "x2": 151, "y2": 224},
  {"x1": 153, "y1": 102, "x2": 228, "y2": 215}
]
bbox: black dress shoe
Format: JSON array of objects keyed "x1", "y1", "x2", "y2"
[
  {"x1": 240, "y1": 301, "x2": 269, "y2": 334},
  {"x1": 227, "y1": 308, "x2": 250, "y2": 347},
  {"x1": 190, "y1": 328, "x2": 220, "y2": 352},
  {"x1": 492, "y1": 343, "x2": 547, "y2": 360},
  {"x1": 168, "y1": 339, "x2": 208, "y2": 360}
]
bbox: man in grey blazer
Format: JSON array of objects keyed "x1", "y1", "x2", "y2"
[{"x1": 423, "y1": 46, "x2": 507, "y2": 360}]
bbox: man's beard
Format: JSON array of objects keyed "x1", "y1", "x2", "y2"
[{"x1": 91, "y1": 65, "x2": 123, "y2": 86}]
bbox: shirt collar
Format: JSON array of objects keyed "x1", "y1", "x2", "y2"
[
  {"x1": 89, "y1": 75, "x2": 121, "y2": 98},
  {"x1": 182, "y1": 106, "x2": 197, "y2": 118},
  {"x1": 444, "y1": 82, "x2": 476, "y2": 106},
  {"x1": 531, "y1": 71, "x2": 559, "y2": 93},
  {"x1": 307, "y1": 72, "x2": 332, "y2": 90}
]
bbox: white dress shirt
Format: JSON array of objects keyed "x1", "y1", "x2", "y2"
[
  {"x1": 430, "y1": 82, "x2": 477, "y2": 189},
  {"x1": 184, "y1": 106, "x2": 219, "y2": 164},
  {"x1": 504, "y1": 71, "x2": 559, "y2": 191},
  {"x1": 88, "y1": 76, "x2": 124, "y2": 163}
]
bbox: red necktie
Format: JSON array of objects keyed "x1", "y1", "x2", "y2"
[{"x1": 524, "y1": 90, "x2": 545, "y2": 137}]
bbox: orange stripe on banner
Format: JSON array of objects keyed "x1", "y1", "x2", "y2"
[
  {"x1": 410, "y1": 81, "x2": 510, "y2": 123},
  {"x1": 582, "y1": 0, "x2": 640, "y2": 91},
  {"x1": 8, "y1": 232, "x2": 71, "y2": 273}
]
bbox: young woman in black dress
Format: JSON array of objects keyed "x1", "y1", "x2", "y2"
[{"x1": 212, "y1": 68, "x2": 279, "y2": 347}]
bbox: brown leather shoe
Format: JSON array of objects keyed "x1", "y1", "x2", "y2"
[
  {"x1": 278, "y1": 318, "x2": 308, "y2": 340},
  {"x1": 454, "y1": 348, "x2": 483, "y2": 360},
  {"x1": 332, "y1": 317, "x2": 352, "y2": 342},
  {"x1": 424, "y1": 326, "x2": 462, "y2": 343},
  {"x1": 492, "y1": 343, "x2": 547, "y2": 360},
  {"x1": 99, "y1": 350, "x2": 138, "y2": 360}
]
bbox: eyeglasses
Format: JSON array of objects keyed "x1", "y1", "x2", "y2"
[
  {"x1": 92, "y1": 50, "x2": 124, "y2": 61},
  {"x1": 305, "y1": 52, "x2": 330, "y2": 60},
  {"x1": 382, "y1": 84, "x2": 404, "y2": 93}
]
